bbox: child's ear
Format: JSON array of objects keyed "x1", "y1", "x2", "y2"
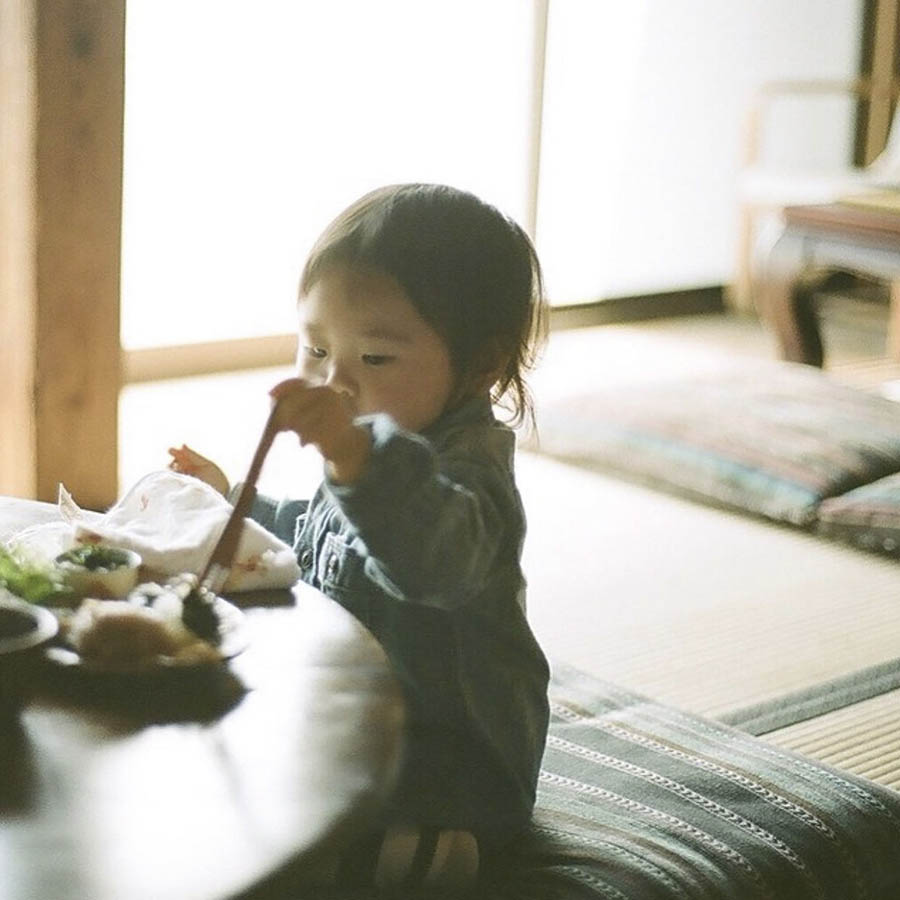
[
  {"x1": 448, "y1": 348, "x2": 502, "y2": 408},
  {"x1": 469, "y1": 342, "x2": 506, "y2": 393},
  {"x1": 473, "y1": 365, "x2": 503, "y2": 394}
]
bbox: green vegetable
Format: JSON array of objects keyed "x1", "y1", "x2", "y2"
[
  {"x1": 0, "y1": 546, "x2": 73, "y2": 605},
  {"x1": 56, "y1": 544, "x2": 133, "y2": 572}
]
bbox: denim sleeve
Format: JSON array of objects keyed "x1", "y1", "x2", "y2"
[
  {"x1": 239, "y1": 488, "x2": 308, "y2": 548},
  {"x1": 326, "y1": 413, "x2": 520, "y2": 606}
]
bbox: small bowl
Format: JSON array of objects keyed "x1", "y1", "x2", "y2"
[
  {"x1": 0, "y1": 592, "x2": 59, "y2": 713},
  {"x1": 55, "y1": 545, "x2": 142, "y2": 600}
]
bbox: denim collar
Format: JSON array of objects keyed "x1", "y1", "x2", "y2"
[{"x1": 422, "y1": 394, "x2": 494, "y2": 441}]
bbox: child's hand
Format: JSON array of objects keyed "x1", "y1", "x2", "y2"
[
  {"x1": 168, "y1": 445, "x2": 230, "y2": 496},
  {"x1": 269, "y1": 378, "x2": 371, "y2": 484}
]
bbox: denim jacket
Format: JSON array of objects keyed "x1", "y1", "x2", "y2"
[{"x1": 248, "y1": 395, "x2": 550, "y2": 838}]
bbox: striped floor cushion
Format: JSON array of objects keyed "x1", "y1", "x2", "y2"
[
  {"x1": 482, "y1": 664, "x2": 900, "y2": 900},
  {"x1": 818, "y1": 470, "x2": 900, "y2": 557},
  {"x1": 525, "y1": 362, "x2": 900, "y2": 528}
]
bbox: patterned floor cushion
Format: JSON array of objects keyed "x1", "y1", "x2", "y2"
[
  {"x1": 524, "y1": 362, "x2": 900, "y2": 527},
  {"x1": 481, "y1": 663, "x2": 900, "y2": 900},
  {"x1": 817, "y1": 470, "x2": 900, "y2": 557}
]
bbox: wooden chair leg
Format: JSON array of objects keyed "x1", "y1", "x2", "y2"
[
  {"x1": 887, "y1": 279, "x2": 900, "y2": 360},
  {"x1": 728, "y1": 206, "x2": 756, "y2": 314}
]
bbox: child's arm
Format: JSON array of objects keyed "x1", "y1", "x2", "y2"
[
  {"x1": 269, "y1": 380, "x2": 514, "y2": 604},
  {"x1": 168, "y1": 445, "x2": 230, "y2": 496},
  {"x1": 329, "y1": 416, "x2": 519, "y2": 606}
]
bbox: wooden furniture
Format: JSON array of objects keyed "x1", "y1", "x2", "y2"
[
  {"x1": 762, "y1": 201, "x2": 900, "y2": 365},
  {"x1": 0, "y1": 497, "x2": 405, "y2": 900},
  {"x1": 732, "y1": 76, "x2": 900, "y2": 313}
]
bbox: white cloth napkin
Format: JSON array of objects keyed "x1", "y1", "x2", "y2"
[{"x1": 10, "y1": 471, "x2": 301, "y2": 592}]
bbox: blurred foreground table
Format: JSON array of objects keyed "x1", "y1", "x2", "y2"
[{"x1": 0, "y1": 496, "x2": 405, "y2": 900}]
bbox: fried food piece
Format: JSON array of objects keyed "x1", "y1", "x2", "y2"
[{"x1": 68, "y1": 599, "x2": 221, "y2": 669}]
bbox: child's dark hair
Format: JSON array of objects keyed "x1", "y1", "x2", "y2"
[{"x1": 299, "y1": 183, "x2": 547, "y2": 428}]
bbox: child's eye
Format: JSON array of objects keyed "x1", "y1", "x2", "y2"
[
  {"x1": 362, "y1": 354, "x2": 394, "y2": 366},
  {"x1": 304, "y1": 346, "x2": 327, "y2": 359}
]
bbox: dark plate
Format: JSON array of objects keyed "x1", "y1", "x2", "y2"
[
  {"x1": 0, "y1": 594, "x2": 59, "y2": 655},
  {"x1": 1, "y1": 593, "x2": 60, "y2": 713}
]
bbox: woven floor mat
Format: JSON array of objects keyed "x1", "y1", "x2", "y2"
[
  {"x1": 519, "y1": 452, "x2": 900, "y2": 721},
  {"x1": 762, "y1": 686, "x2": 900, "y2": 791}
]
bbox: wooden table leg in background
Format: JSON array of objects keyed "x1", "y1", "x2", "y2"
[
  {"x1": 763, "y1": 278, "x2": 825, "y2": 367},
  {"x1": 761, "y1": 232, "x2": 825, "y2": 367}
]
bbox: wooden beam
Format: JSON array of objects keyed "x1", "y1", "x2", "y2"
[
  {"x1": 123, "y1": 334, "x2": 298, "y2": 384},
  {"x1": 1, "y1": 0, "x2": 125, "y2": 509}
]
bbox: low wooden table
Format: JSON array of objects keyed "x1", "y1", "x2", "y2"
[
  {"x1": 761, "y1": 201, "x2": 900, "y2": 366},
  {"x1": 0, "y1": 497, "x2": 405, "y2": 900}
]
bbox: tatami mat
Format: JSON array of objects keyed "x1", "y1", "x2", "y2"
[
  {"x1": 519, "y1": 451, "x2": 900, "y2": 722},
  {"x1": 763, "y1": 688, "x2": 900, "y2": 791}
]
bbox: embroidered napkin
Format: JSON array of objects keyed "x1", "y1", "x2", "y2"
[{"x1": 10, "y1": 471, "x2": 301, "y2": 592}]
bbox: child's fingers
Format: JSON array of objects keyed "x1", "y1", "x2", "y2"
[
  {"x1": 170, "y1": 444, "x2": 207, "y2": 462},
  {"x1": 167, "y1": 447, "x2": 229, "y2": 495},
  {"x1": 268, "y1": 380, "x2": 358, "y2": 464},
  {"x1": 169, "y1": 455, "x2": 196, "y2": 474},
  {"x1": 270, "y1": 383, "x2": 330, "y2": 432},
  {"x1": 290, "y1": 404, "x2": 331, "y2": 447},
  {"x1": 268, "y1": 377, "x2": 309, "y2": 401},
  {"x1": 168, "y1": 444, "x2": 209, "y2": 474},
  {"x1": 168, "y1": 445, "x2": 187, "y2": 468}
]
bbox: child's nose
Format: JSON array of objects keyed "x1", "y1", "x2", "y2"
[{"x1": 325, "y1": 360, "x2": 356, "y2": 396}]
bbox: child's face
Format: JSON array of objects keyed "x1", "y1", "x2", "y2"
[{"x1": 297, "y1": 266, "x2": 457, "y2": 433}]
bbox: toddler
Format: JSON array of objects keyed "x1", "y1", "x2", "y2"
[{"x1": 170, "y1": 183, "x2": 550, "y2": 894}]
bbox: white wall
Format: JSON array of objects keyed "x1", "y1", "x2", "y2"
[{"x1": 536, "y1": 0, "x2": 864, "y2": 304}]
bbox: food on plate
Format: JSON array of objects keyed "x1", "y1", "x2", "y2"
[
  {"x1": 181, "y1": 584, "x2": 222, "y2": 641},
  {"x1": 67, "y1": 594, "x2": 222, "y2": 670},
  {"x1": 0, "y1": 546, "x2": 73, "y2": 605},
  {"x1": 57, "y1": 544, "x2": 135, "y2": 571},
  {"x1": 55, "y1": 544, "x2": 142, "y2": 599},
  {"x1": 63, "y1": 572, "x2": 230, "y2": 670},
  {"x1": 128, "y1": 572, "x2": 223, "y2": 640}
]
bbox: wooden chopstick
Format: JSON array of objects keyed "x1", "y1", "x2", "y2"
[{"x1": 197, "y1": 402, "x2": 281, "y2": 593}]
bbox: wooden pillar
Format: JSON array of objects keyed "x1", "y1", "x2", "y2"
[
  {"x1": 524, "y1": 0, "x2": 548, "y2": 242},
  {"x1": 862, "y1": 0, "x2": 900, "y2": 163},
  {"x1": 0, "y1": 0, "x2": 125, "y2": 509}
]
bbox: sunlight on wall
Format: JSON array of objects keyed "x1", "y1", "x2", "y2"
[{"x1": 120, "y1": 0, "x2": 535, "y2": 350}]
